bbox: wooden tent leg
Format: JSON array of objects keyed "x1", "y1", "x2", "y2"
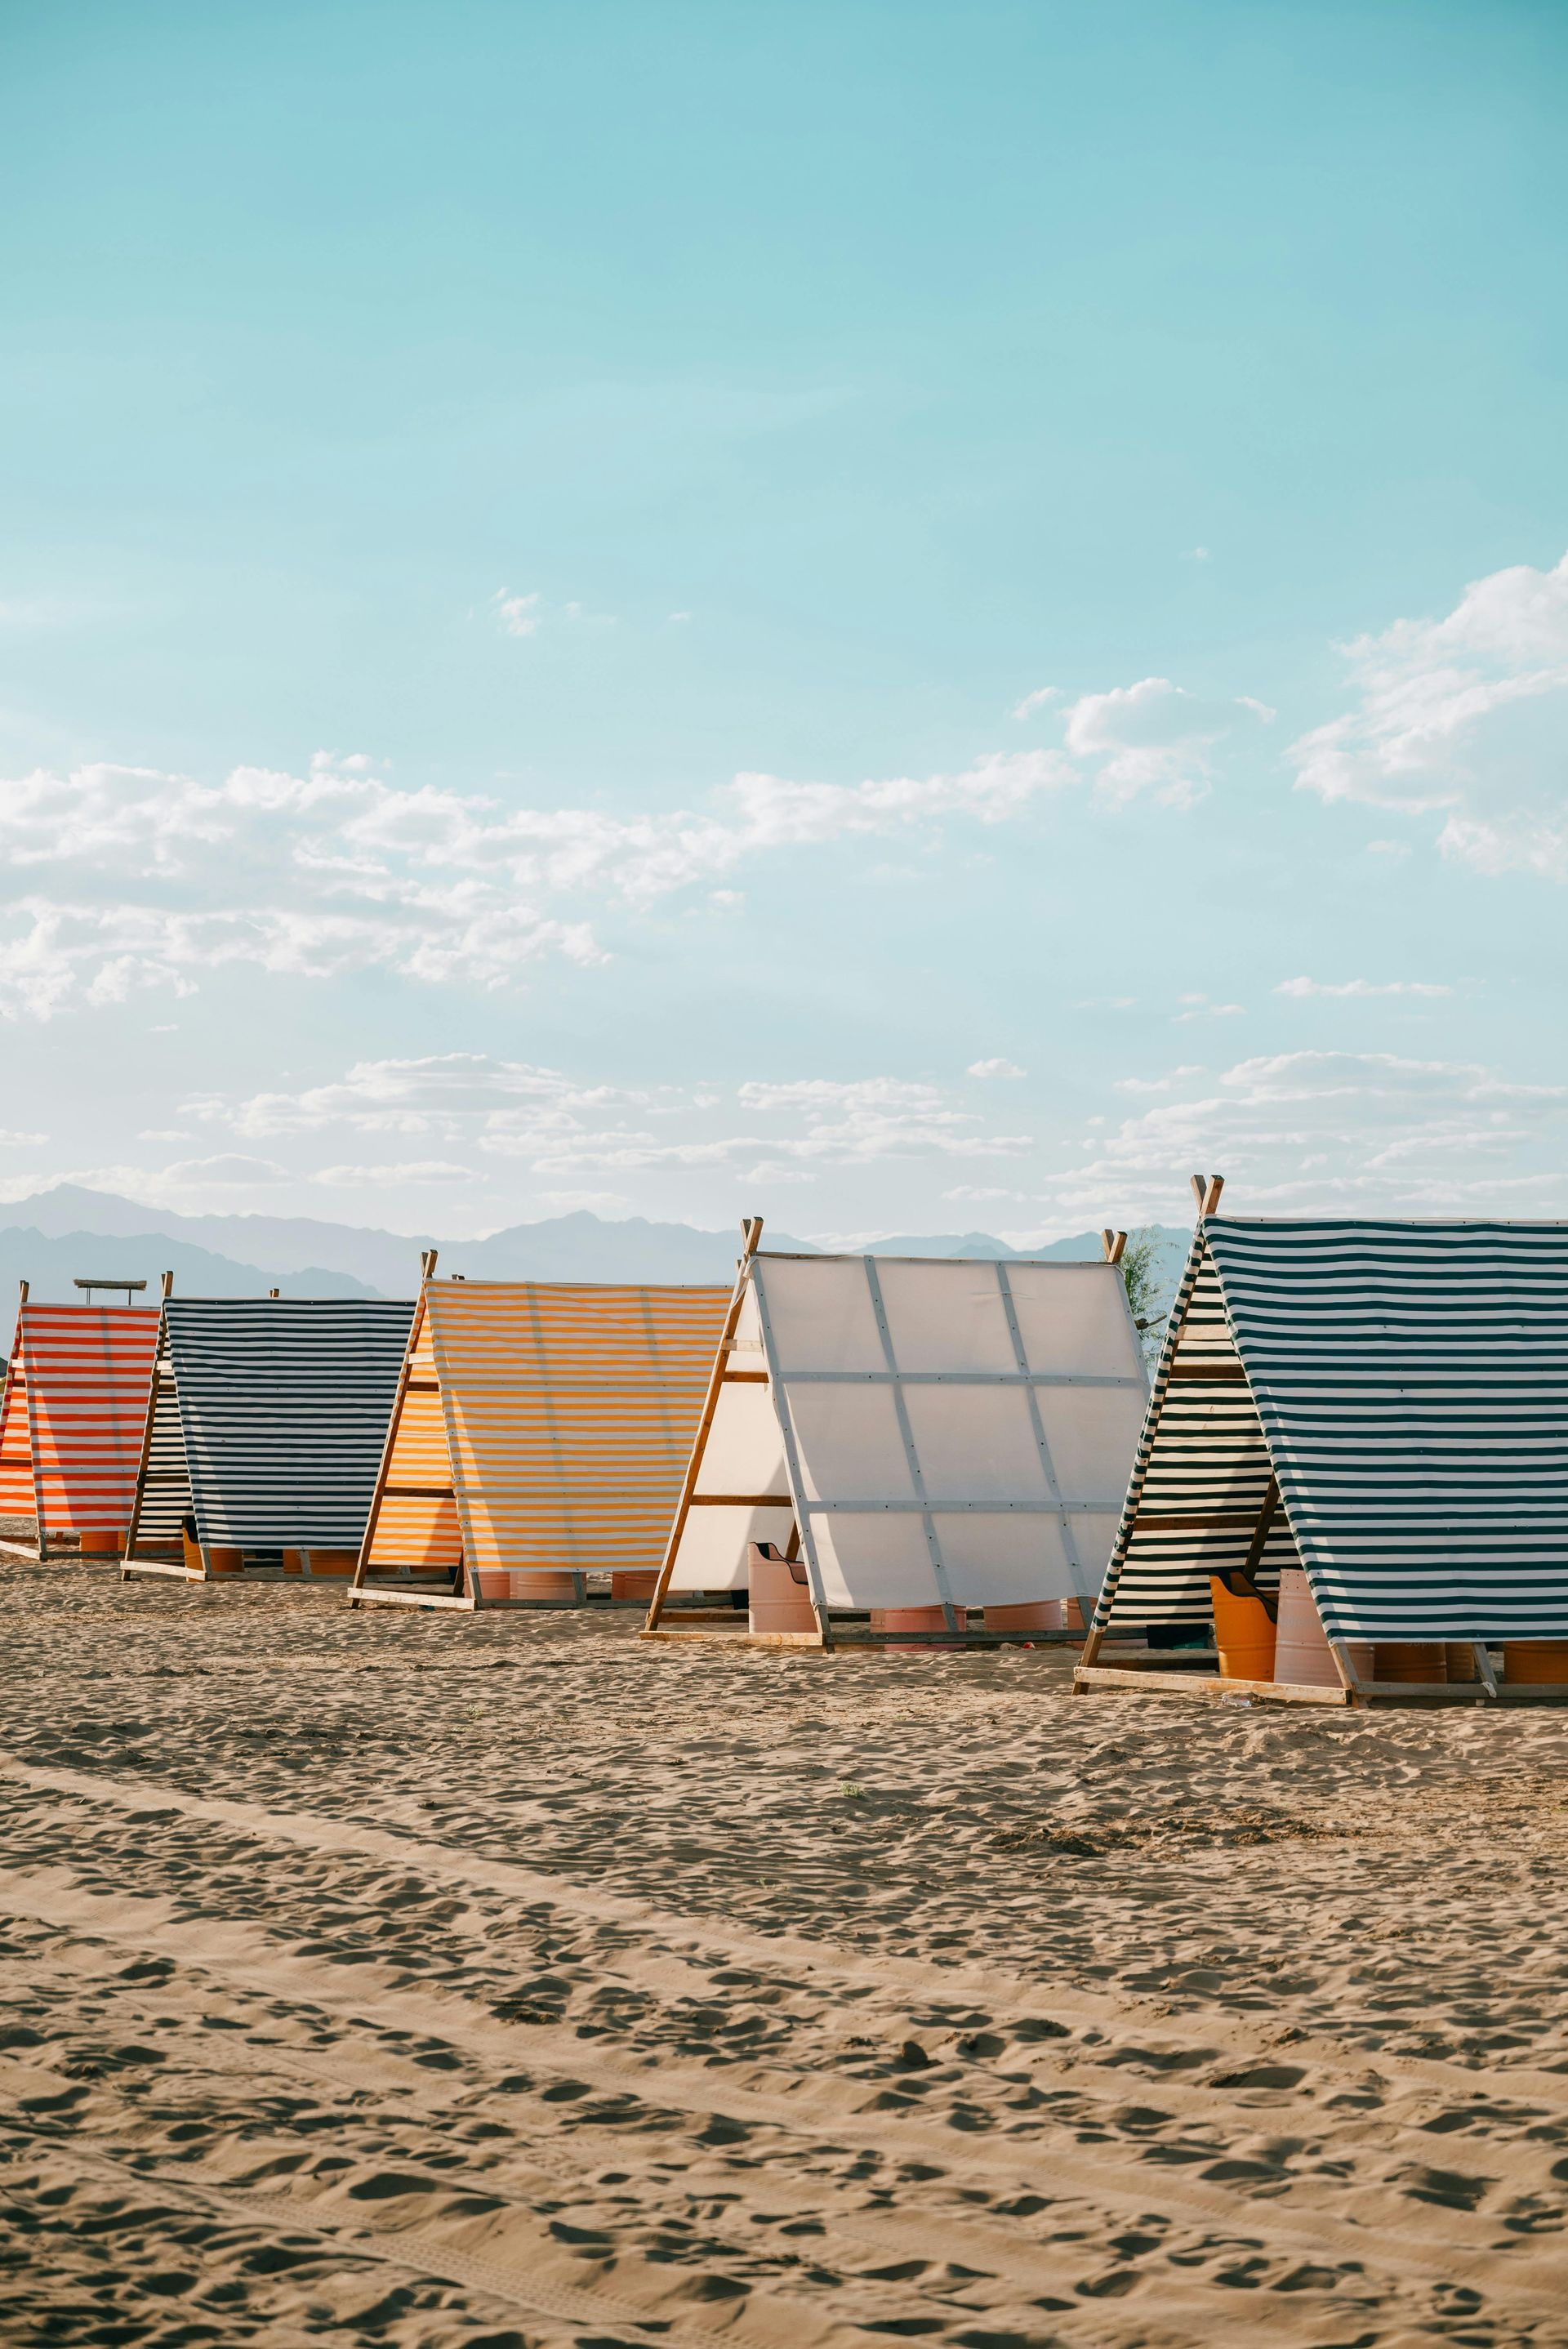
[
  {"x1": 1330, "y1": 1638, "x2": 1365, "y2": 1705},
  {"x1": 1473, "y1": 1642, "x2": 1498, "y2": 1698},
  {"x1": 645, "y1": 1215, "x2": 764, "y2": 1631}
]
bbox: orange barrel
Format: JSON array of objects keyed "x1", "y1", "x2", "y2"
[
  {"x1": 78, "y1": 1527, "x2": 123, "y2": 1556},
  {"x1": 749, "y1": 1549, "x2": 817, "y2": 1635},
  {"x1": 1273, "y1": 1567, "x2": 1370, "y2": 1688},
  {"x1": 1446, "y1": 1643, "x2": 1479, "y2": 1683},
  {"x1": 611, "y1": 1571, "x2": 659, "y2": 1602},
  {"x1": 1374, "y1": 1643, "x2": 1446, "y2": 1683},
  {"x1": 183, "y1": 1527, "x2": 241, "y2": 1574},
  {"x1": 296, "y1": 1549, "x2": 358, "y2": 1577},
  {"x1": 1209, "y1": 1577, "x2": 1276, "y2": 1682},
  {"x1": 1502, "y1": 1641, "x2": 1568, "y2": 1685},
  {"x1": 986, "y1": 1599, "x2": 1067, "y2": 1633}
]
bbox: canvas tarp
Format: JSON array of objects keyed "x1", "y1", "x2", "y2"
[
  {"x1": 355, "y1": 1277, "x2": 731, "y2": 1601},
  {"x1": 663, "y1": 1251, "x2": 1148, "y2": 1611},
  {"x1": 0, "y1": 1302, "x2": 160, "y2": 1546},
  {"x1": 1094, "y1": 1216, "x2": 1568, "y2": 1643},
  {"x1": 126, "y1": 1298, "x2": 414, "y2": 1557}
]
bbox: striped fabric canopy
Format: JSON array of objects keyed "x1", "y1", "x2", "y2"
[
  {"x1": 129, "y1": 1299, "x2": 414, "y2": 1552},
  {"x1": 0, "y1": 1302, "x2": 160, "y2": 1544},
  {"x1": 1095, "y1": 1217, "x2": 1568, "y2": 1642},
  {"x1": 356, "y1": 1278, "x2": 730, "y2": 1602}
]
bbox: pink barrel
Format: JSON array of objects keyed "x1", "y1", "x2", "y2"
[
  {"x1": 748, "y1": 1546, "x2": 817, "y2": 1634},
  {"x1": 611, "y1": 1571, "x2": 659, "y2": 1602},
  {"x1": 986, "y1": 1599, "x2": 1067, "y2": 1633},
  {"x1": 1273, "y1": 1567, "x2": 1370, "y2": 1688},
  {"x1": 474, "y1": 1568, "x2": 578, "y2": 1603}
]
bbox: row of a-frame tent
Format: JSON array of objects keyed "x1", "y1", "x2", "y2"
[{"x1": 5, "y1": 1180, "x2": 1568, "y2": 1704}]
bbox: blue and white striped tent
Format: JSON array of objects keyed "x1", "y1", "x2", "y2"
[
  {"x1": 122, "y1": 1297, "x2": 414, "y2": 1580},
  {"x1": 1088, "y1": 1211, "x2": 1568, "y2": 1647}
]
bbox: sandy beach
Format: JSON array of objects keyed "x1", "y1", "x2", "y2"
[{"x1": 3, "y1": 1549, "x2": 1568, "y2": 2347}]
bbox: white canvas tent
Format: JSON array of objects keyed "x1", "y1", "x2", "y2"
[{"x1": 644, "y1": 1220, "x2": 1148, "y2": 1647}]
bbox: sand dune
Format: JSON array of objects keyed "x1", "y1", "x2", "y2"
[{"x1": 3, "y1": 1549, "x2": 1568, "y2": 2345}]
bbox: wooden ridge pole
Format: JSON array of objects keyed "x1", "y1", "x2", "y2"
[
  {"x1": 644, "y1": 1215, "x2": 764, "y2": 1632},
  {"x1": 350, "y1": 1252, "x2": 433, "y2": 1608},
  {"x1": 120, "y1": 1280, "x2": 174, "y2": 1577}
]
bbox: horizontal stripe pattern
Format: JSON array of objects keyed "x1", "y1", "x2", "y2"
[
  {"x1": 1097, "y1": 1218, "x2": 1568, "y2": 1641},
  {"x1": 0, "y1": 1305, "x2": 160, "y2": 1538},
  {"x1": 368, "y1": 1279, "x2": 728, "y2": 1585},
  {"x1": 147, "y1": 1299, "x2": 413, "y2": 1550}
]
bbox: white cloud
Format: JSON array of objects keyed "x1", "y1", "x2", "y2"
[
  {"x1": 311, "y1": 1161, "x2": 470, "y2": 1187},
  {"x1": 183, "y1": 1059, "x2": 1034, "y2": 1184},
  {"x1": 0, "y1": 747, "x2": 1079, "y2": 1019},
  {"x1": 1174, "y1": 994, "x2": 1245, "y2": 1022},
  {"x1": 1290, "y1": 551, "x2": 1568, "y2": 879},
  {"x1": 1011, "y1": 686, "x2": 1060, "y2": 721},
  {"x1": 1041, "y1": 1048, "x2": 1568, "y2": 1229},
  {"x1": 1276, "y1": 977, "x2": 1453, "y2": 1001},
  {"x1": 538, "y1": 1189, "x2": 633, "y2": 1215},
  {"x1": 492, "y1": 590, "x2": 541, "y2": 638},
  {"x1": 1061, "y1": 677, "x2": 1270, "y2": 809},
  {"x1": 0, "y1": 1127, "x2": 46, "y2": 1147},
  {"x1": 160, "y1": 1153, "x2": 287, "y2": 1185},
  {"x1": 967, "y1": 1057, "x2": 1026, "y2": 1080}
]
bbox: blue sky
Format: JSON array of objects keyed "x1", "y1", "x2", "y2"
[{"x1": 2, "y1": 0, "x2": 1566, "y2": 1240}]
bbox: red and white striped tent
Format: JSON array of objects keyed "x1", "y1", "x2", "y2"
[{"x1": 0, "y1": 1287, "x2": 162, "y2": 1560}]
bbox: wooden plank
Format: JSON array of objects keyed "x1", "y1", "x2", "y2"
[
  {"x1": 1074, "y1": 1664, "x2": 1349, "y2": 1706},
  {"x1": 349, "y1": 1586, "x2": 476, "y2": 1611},
  {"x1": 120, "y1": 1559, "x2": 202, "y2": 1583},
  {"x1": 688, "y1": 1492, "x2": 794, "y2": 1508},
  {"x1": 639, "y1": 1626, "x2": 825, "y2": 1647},
  {"x1": 645, "y1": 1218, "x2": 767, "y2": 1632},
  {"x1": 351, "y1": 1280, "x2": 432, "y2": 1601},
  {"x1": 1165, "y1": 1363, "x2": 1248, "y2": 1382}
]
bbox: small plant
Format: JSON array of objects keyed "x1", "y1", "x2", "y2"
[
  {"x1": 1119, "y1": 1226, "x2": 1174, "y2": 1365},
  {"x1": 839, "y1": 1781, "x2": 866, "y2": 1799}
]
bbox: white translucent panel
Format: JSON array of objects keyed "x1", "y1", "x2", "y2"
[
  {"x1": 900, "y1": 1384, "x2": 1049, "y2": 1504},
  {"x1": 808, "y1": 1511, "x2": 937, "y2": 1609},
  {"x1": 757, "y1": 1257, "x2": 883, "y2": 1372},
  {"x1": 724, "y1": 1283, "x2": 768, "y2": 1375},
  {"x1": 786, "y1": 1383, "x2": 912, "y2": 1504},
  {"x1": 693, "y1": 1380, "x2": 786, "y2": 1496},
  {"x1": 667, "y1": 1503, "x2": 794, "y2": 1591},
  {"x1": 933, "y1": 1513, "x2": 1077, "y2": 1605},
  {"x1": 1036, "y1": 1386, "x2": 1147, "y2": 1509},
  {"x1": 1007, "y1": 1262, "x2": 1145, "y2": 1378},
  {"x1": 874, "y1": 1259, "x2": 1015, "y2": 1373},
  {"x1": 1064, "y1": 1512, "x2": 1121, "y2": 1602}
]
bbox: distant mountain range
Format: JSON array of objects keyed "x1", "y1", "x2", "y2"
[{"x1": 0, "y1": 1183, "x2": 1190, "y2": 1305}]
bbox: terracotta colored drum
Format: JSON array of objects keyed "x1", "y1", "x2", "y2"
[
  {"x1": 1373, "y1": 1643, "x2": 1446, "y2": 1684},
  {"x1": 479, "y1": 1569, "x2": 578, "y2": 1602},
  {"x1": 874, "y1": 1603, "x2": 966, "y2": 1651},
  {"x1": 1503, "y1": 1641, "x2": 1568, "y2": 1686},
  {"x1": 1445, "y1": 1643, "x2": 1480, "y2": 1683},
  {"x1": 611, "y1": 1571, "x2": 659, "y2": 1602},
  {"x1": 749, "y1": 1549, "x2": 817, "y2": 1635},
  {"x1": 78, "y1": 1527, "x2": 122, "y2": 1556},
  {"x1": 1209, "y1": 1577, "x2": 1276, "y2": 1683},
  {"x1": 986, "y1": 1599, "x2": 1067, "y2": 1633},
  {"x1": 1272, "y1": 1567, "x2": 1370, "y2": 1688}
]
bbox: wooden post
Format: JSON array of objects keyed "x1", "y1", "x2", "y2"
[
  {"x1": 1472, "y1": 1641, "x2": 1498, "y2": 1698},
  {"x1": 1329, "y1": 1637, "x2": 1365, "y2": 1705},
  {"x1": 1101, "y1": 1229, "x2": 1127, "y2": 1265},
  {"x1": 121, "y1": 1294, "x2": 173, "y2": 1579},
  {"x1": 161, "y1": 1270, "x2": 174, "y2": 1299},
  {"x1": 350, "y1": 1256, "x2": 430, "y2": 1608},
  {"x1": 1189, "y1": 1173, "x2": 1208, "y2": 1212},
  {"x1": 644, "y1": 1216, "x2": 764, "y2": 1631}
]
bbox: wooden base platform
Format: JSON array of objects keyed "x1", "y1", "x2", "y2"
[{"x1": 1073, "y1": 1660, "x2": 1568, "y2": 1706}]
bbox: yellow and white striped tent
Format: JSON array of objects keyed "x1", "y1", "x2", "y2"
[{"x1": 349, "y1": 1262, "x2": 731, "y2": 1610}]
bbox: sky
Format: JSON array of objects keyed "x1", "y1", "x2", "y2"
[{"x1": 2, "y1": 0, "x2": 1566, "y2": 1244}]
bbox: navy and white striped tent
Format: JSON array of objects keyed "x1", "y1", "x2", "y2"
[
  {"x1": 1091, "y1": 1215, "x2": 1568, "y2": 1644},
  {"x1": 122, "y1": 1299, "x2": 413, "y2": 1571}
]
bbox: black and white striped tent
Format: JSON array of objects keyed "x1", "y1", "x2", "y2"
[
  {"x1": 1084, "y1": 1204, "x2": 1568, "y2": 1655},
  {"x1": 122, "y1": 1298, "x2": 413, "y2": 1581}
]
